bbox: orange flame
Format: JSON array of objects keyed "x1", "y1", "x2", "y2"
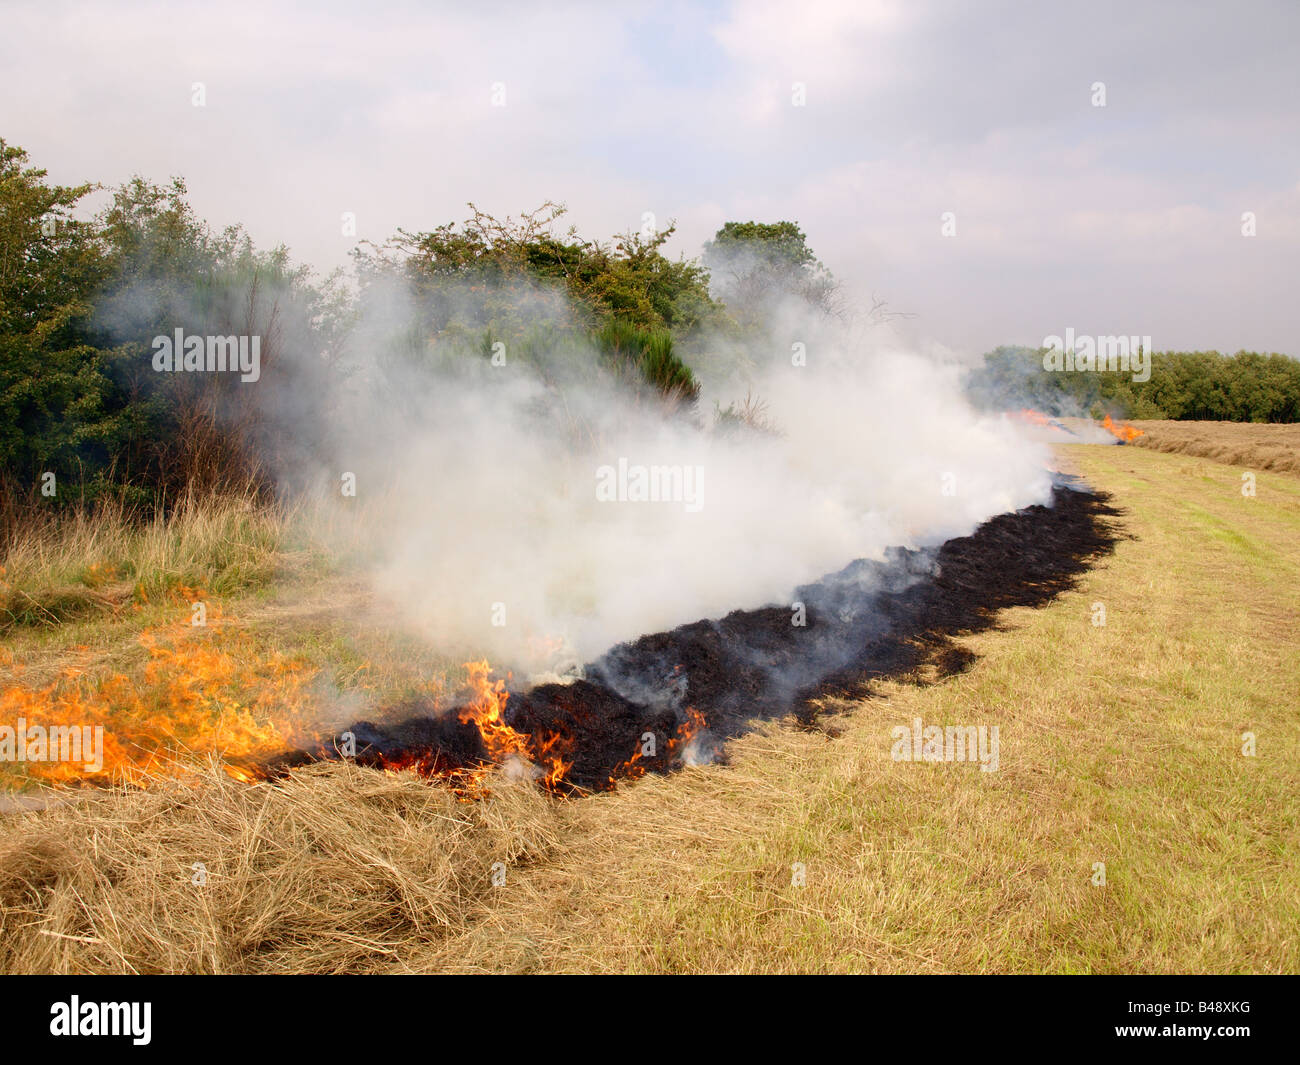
[
  {"x1": 1016, "y1": 408, "x2": 1053, "y2": 427},
  {"x1": 455, "y1": 659, "x2": 572, "y2": 788},
  {"x1": 666, "y1": 706, "x2": 707, "y2": 760},
  {"x1": 1102, "y1": 414, "x2": 1144, "y2": 442},
  {"x1": 3, "y1": 611, "x2": 701, "y2": 798},
  {"x1": 457, "y1": 659, "x2": 521, "y2": 761},
  {"x1": 607, "y1": 705, "x2": 708, "y2": 788},
  {"x1": 0, "y1": 610, "x2": 310, "y2": 787}
]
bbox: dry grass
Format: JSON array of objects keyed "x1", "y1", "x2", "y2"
[
  {"x1": 1129, "y1": 419, "x2": 1300, "y2": 474},
  {"x1": 0, "y1": 487, "x2": 397, "y2": 632},
  {"x1": 2, "y1": 427, "x2": 1297, "y2": 973},
  {"x1": 0, "y1": 761, "x2": 561, "y2": 974},
  {"x1": 0, "y1": 492, "x2": 288, "y2": 630}
]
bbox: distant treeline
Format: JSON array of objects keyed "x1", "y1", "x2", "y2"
[
  {"x1": 0, "y1": 136, "x2": 832, "y2": 524},
  {"x1": 967, "y1": 346, "x2": 1300, "y2": 423}
]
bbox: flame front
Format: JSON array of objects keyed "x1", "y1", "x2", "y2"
[
  {"x1": 0, "y1": 610, "x2": 309, "y2": 786},
  {"x1": 1102, "y1": 414, "x2": 1144, "y2": 442},
  {"x1": 456, "y1": 659, "x2": 573, "y2": 789},
  {"x1": 3, "y1": 611, "x2": 706, "y2": 797}
]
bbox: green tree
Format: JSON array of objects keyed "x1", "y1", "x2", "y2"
[
  {"x1": 91, "y1": 175, "x2": 329, "y2": 500},
  {"x1": 0, "y1": 139, "x2": 114, "y2": 495},
  {"x1": 355, "y1": 203, "x2": 713, "y2": 400},
  {"x1": 702, "y1": 220, "x2": 839, "y2": 326},
  {"x1": 966, "y1": 346, "x2": 1300, "y2": 423}
]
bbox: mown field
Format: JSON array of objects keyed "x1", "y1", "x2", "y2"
[
  {"x1": 1130, "y1": 419, "x2": 1300, "y2": 474},
  {"x1": 1, "y1": 434, "x2": 1297, "y2": 973}
]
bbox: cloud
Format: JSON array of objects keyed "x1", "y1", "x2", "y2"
[{"x1": 1, "y1": 0, "x2": 1296, "y2": 354}]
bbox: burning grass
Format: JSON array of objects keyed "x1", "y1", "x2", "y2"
[
  {"x1": 0, "y1": 598, "x2": 706, "y2": 798},
  {"x1": 0, "y1": 605, "x2": 313, "y2": 788},
  {"x1": 316, "y1": 674, "x2": 709, "y2": 798},
  {"x1": 1101, "y1": 414, "x2": 1143, "y2": 443},
  {"x1": 2, "y1": 483, "x2": 1119, "y2": 800},
  {"x1": 261, "y1": 482, "x2": 1117, "y2": 796}
]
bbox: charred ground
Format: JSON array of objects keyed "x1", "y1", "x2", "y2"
[{"x1": 275, "y1": 481, "x2": 1122, "y2": 793}]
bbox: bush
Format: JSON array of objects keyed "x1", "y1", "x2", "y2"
[{"x1": 594, "y1": 319, "x2": 699, "y2": 402}]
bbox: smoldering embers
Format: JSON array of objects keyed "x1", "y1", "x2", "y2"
[{"x1": 299, "y1": 485, "x2": 1118, "y2": 793}]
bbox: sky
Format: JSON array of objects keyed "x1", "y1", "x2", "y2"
[{"x1": 2, "y1": 0, "x2": 1297, "y2": 358}]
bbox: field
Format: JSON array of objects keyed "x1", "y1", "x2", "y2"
[
  {"x1": 1, "y1": 430, "x2": 1297, "y2": 973},
  {"x1": 1130, "y1": 419, "x2": 1300, "y2": 475}
]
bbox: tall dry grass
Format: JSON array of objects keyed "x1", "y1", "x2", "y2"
[
  {"x1": 0, "y1": 486, "x2": 392, "y2": 630},
  {"x1": 0, "y1": 762, "x2": 561, "y2": 974},
  {"x1": 0, "y1": 490, "x2": 285, "y2": 629}
]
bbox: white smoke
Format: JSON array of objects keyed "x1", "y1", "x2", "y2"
[{"x1": 320, "y1": 275, "x2": 1055, "y2": 673}]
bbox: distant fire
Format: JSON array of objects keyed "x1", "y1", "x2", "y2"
[
  {"x1": 1011, "y1": 408, "x2": 1142, "y2": 444},
  {"x1": 1101, "y1": 414, "x2": 1144, "y2": 443},
  {"x1": 1017, "y1": 408, "x2": 1052, "y2": 427},
  {"x1": 1010, "y1": 409, "x2": 1075, "y2": 436}
]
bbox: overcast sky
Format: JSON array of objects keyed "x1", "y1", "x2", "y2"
[{"x1": 3, "y1": 0, "x2": 1297, "y2": 357}]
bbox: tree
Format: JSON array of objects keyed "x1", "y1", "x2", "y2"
[
  {"x1": 354, "y1": 203, "x2": 715, "y2": 400},
  {"x1": 91, "y1": 175, "x2": 329, "y2": 500},
  {"x1": 702, "y1": 220, "x2": 839, "y2": 326},
  {"x1": 965, "y1": 345, "x2": 1300, "y2": 423},
  {"x1": 0, "y1": 139, "x2": 113, "y2": 494}
]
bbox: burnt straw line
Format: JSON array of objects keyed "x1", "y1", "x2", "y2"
[{"x1": 268, "y1": 481, "x2": 1122, "y2": 794}]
